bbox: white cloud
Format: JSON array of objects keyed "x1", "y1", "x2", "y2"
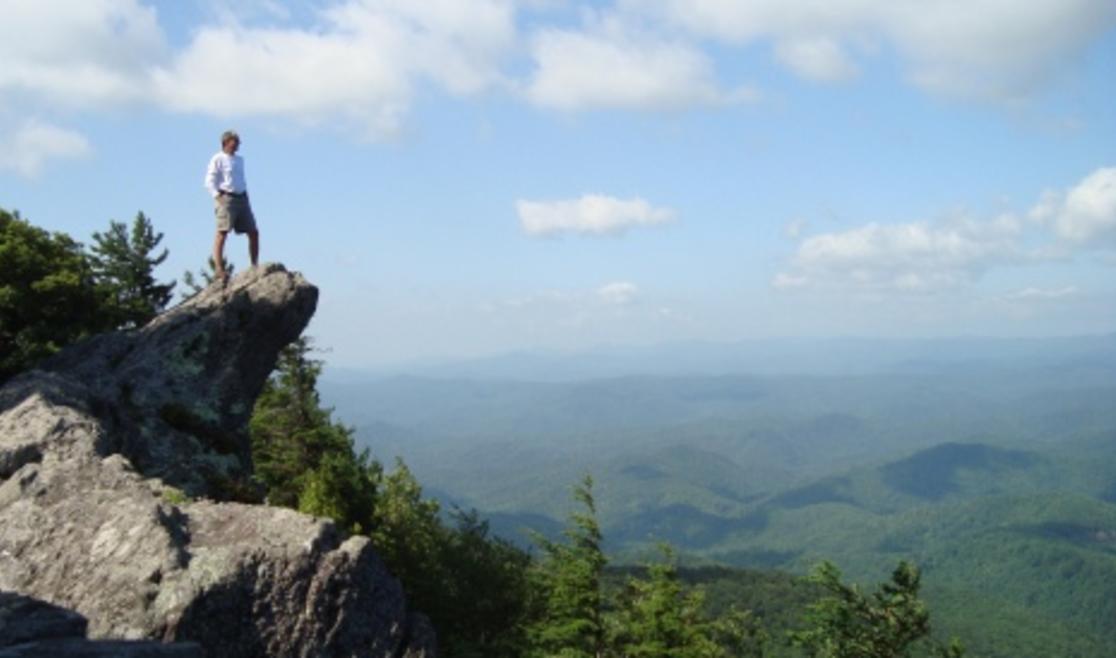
[
  {"x1": 0, "y1": 0, "x2": 517, "y2": 137},
  {"x1": 517, "y1": 195, "x2": 675, "y2": 236},
  {"x1": 776, "y1": 167, "x2": 1116, "y2": 295},
  {"x1": 153, "y1": 0, "x2": 516, "y2": 136},
  {"x1": 1040, "y1": 167, "x2": 1116, "y2": 246},
  {"x1": 0, "y1": 0, "x2": 165, "y2": 106},
  {"x1": 324, "y1": 0, "x2": 516, "y2": 95},
  {"x1": 153, "y1": 25, "x2": 411, "y2": 136},
  {"x1": 0, "y1": 119, "x2": 91, "y2": 177},
  {"x1": 1028, "y1": 190, "x2": 1062, "y2": 224},
  {"x1": 774, "y1": 36, "x2": 858, "y2": 83},
  {"x1": 886, "y1": 1, "x2": 1115, "y2": 101},
  {"x1": 526, "y1": 21, "x2": 753, "y2": 111},
  {"x1": 625, "y1": 0, "x2": 1116, "y2": 101},
  {"x1": 775, "y1": 216, "x2": 1024, "y2": 293},
  {"x1": 597, "y1": 281, "x2": 639, "y2": 306},
  {"x1": 1, "y1": 0, "x2": 1110, "y2": 146}
]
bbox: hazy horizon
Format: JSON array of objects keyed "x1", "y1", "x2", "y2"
[{"x1": 319, "y1": 331, "x2": 1116, "y2": 382}]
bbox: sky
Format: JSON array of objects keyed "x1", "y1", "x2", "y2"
[{"x1": 1, "y1": 0, "x2": 1115, "y2": 368}]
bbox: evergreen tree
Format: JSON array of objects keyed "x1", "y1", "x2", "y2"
[
  {"x1": 368, "y1": 459, "x2": 446, "y2": 602},
  {"x1": 89, "y1": 212, "x2": 175, "y2": 328},
  {"x1": 367, "y1": 462, "x2": 537, "y2": 658},
  {"x1": 250, "y1": 336, "x2": 377, "y2": 532},
  {"x1": 528, "y1": 475, "x2": 609, "y2": 658},
  {"x1": 248, "y1": 335, "x2": 536, "y2": 657},
  {"x1": 0, "y1": 209, "x2": 105, "y2": 381},
  {"x1": 790, "y1": 561, "x2": 964, "y2": 658},
  {"x1": 611, "y1": 546, "x2": 722, "y2": 658},
  {"x1": 437, "y1": 508, "x2": 534, "y2": 658},
  {"x1": 298, "y1": 448, "x2": 380, "y2": 533},
  {"x1": 611, "y1": 546, "x2": 764, "y2": 658}
]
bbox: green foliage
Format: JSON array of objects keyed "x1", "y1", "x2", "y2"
[
  {"x1": 89, "y1": 212, "x2": 175, "y2": 328},
  {"x1": 611, "y1": 546, "x2": 764, "y2": 658},
  {"x1": 422, "y1": 507, "x2": 535, "y2": 658},
  {"x1": 307, "y1": 364, "x2": 1116, "y2": 656},
  {"x1": 369, "y1": 462, "x2": 537, "y2": 658},
  {"x1": 298, "y1": 449, "x2": 380, "y2": 533},
  {"x1": 0, "y1": 208, "x2": 105, "y2": 381},
  {"x1": 525, "y1": 478, "x2": 765, "y2": 658},
  {"x1": 1, "y1": 208, "x2": 179, "y2": 381},
  {"x1": 161, "y1": 487, "x2": 190, "y2": 505},
  {"x1": 251, "y1": 337, "x2": 377, "y2": 532},
  {"x1": 528, "y1": 475, "x2": 609, "y2": 658},
  {"x1": 709, "y1": 488, "x2": 1116, "y2": 657},
  {"x1": 790, "y1": 561, "x2": 962, "y2": 658},
  {"x1": 368, "y1": 459, "x2": 444, "y2": 599},
  {"x1": 250, "y1": 336, "x2": 535, "y2": 657}
]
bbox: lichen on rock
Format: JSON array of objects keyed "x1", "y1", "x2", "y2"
[{"x1": 0, "y1": 265, "x2": 436, "y2": 657}]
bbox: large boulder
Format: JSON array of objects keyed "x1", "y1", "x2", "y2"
[{"x1": 0, "y1": 265, "x2": 435, "y2": 657}]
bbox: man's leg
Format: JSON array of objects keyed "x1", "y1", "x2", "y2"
[
  {"x1": 213, "y1": 231, "x2": 229, "y2": 280},
  {"x1": 248, "y1": 229, "x2": 259, "y2": 267}
]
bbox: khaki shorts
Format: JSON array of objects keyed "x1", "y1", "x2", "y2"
[{"x1": 215, "y1": 195, "x2": 257, "y2": 234}]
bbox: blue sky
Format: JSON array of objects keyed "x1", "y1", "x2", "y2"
[{"x1": 1, "y1": 1, "x2": 1114, "y2": 367}]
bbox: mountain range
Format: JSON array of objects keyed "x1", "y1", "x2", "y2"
[{"x1": 322, "y1": 335, "x2": 1116, "y2": 657}]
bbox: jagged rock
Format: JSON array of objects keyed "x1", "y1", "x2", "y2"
[
  {"x1": 29, "y1": 262, "x2": 319, "y2": 497},
  {"x1": 0, "y1": 265, "x2": 435, "y2": 657}
]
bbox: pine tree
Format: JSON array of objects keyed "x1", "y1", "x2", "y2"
[
  {"x1": 790, "y1": 561, "x2": 965, "y2": 658},
  {"x1": 368, "y1": 459, "x2": 444, "y2": 582},
  {"x1": 438, "y1": 508, "x2": 534, "y2": 658},
  {"x1": 0, "y1": 209, "x2": 106, "y2": 381},
  {"x1": 247, "y1": 335, "x2": 537, "y2": 656},
  {"x1": 364, "y1": 461, "x2": 537, "y2": 658},
  {"x1": 528, "y1": 475, "x2": 608, "y2": 658},
  {"x1": 611, "y1": 546, "x2": 724, "y2": 658},
  {"x1": 249, "y1": 336, "x2": 377, "y2": 532},
  {"x1": 248, "y1": 335, "x2": 536, "y2": 656},
  {"x1": 368, "y1": 460, "x2": 448, "y2": 609},
  {"x1": 297, "y1": 448, "x2": 380, "y2": 533},
  {"x1": 89, "y1": 212, "x2": 175, "y2": 328}
]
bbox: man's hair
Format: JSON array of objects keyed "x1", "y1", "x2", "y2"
[{"x1": 221, "y1": 130, "x2": 240, "y2": 146}]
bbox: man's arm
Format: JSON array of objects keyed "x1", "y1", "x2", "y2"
[{"x1": 204, "y1": 154, "x2": 221, "y2": 198}]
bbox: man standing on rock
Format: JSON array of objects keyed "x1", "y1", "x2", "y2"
[{"x1": 204, "y1": 130, "x2": 259, "y2": 282}]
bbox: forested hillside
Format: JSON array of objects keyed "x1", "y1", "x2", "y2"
[{"x1": 324, "y1": 352, "x2": 1116, "y2": 657}]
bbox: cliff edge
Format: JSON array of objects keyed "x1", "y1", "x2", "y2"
[{"x1": 0, "y1": 264, "x2": 434, "y2": 657}]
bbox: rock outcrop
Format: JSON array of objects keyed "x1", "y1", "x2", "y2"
[{"x1": 0, "y1": 265, "x2": 435, "y2": 657}]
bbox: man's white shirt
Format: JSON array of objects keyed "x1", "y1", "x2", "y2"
[{"x1": 204, "y1": 151, "x2": 247, "y2": 198}]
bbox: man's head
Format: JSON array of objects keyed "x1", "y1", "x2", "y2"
[{"x1": 221, "y1": 130, "x2": 240, "y2": 154}]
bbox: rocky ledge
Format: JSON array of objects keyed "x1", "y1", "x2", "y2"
[{"x1": 0, "y1": 265, "x2": 434, "y2": 657}]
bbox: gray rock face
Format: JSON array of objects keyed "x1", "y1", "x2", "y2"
[
  {"x1": 0, "y1": 265, "x2": 435, "y2": 657},
  {"x1": 30, "y1": 263, "x2": 320, "y2": 497}
]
